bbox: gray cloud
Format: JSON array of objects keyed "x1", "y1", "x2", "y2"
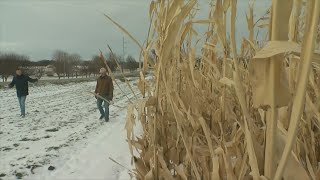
[
  {"x1": 0, "y1": 0, "x2": 269, "y2": 61},
  {"x1": 0, "y1": 0, "x2": 150, "y2": 60}
]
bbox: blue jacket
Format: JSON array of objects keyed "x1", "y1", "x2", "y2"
[{"x1": 9, "y1": 75, "x2": 38, "y2": 97}]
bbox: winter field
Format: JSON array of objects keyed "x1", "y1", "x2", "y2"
[
  {"x1": 0, "y1": 72, "x2": 139, "y2": 86},
  {"x1": 0, "y1": 78, "x2": 142, "y2": 180}
]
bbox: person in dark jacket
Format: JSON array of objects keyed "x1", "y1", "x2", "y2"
[
  {"x1": 95, "y1": 67, "x2": 113, "y2": 122},
  {"x1": 8, "y1": 68, "x2": 38, "y2": 118}
]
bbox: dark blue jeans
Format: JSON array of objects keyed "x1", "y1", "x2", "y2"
[
  {"x1": 97, "y1": 97, "x2": 109, "y2": 120},
  {"x1": 18, "y1": 96, "x2": 26, "y2": 116}
]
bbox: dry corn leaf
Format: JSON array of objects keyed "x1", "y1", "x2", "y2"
[
  {"x1": 134, "y1": 156, "x2": 148, "y2": 177},
  {"x1": 246, "y1": 1, "x2": 254, "y2": 41},
  {"x1": 169, "y1": 95, "x2": 201, "y2": 180},
  {"x1": 189, "y1": 47, "x2": 200, "y2": 88},
  {"x1": 165, "y1": 0, "x2": 184, "y2": 28},
  {"x1": 175, "y1": 164, "x2": 188, "y2": 180},
  {"x1": 212, "y1": 154, "x2": 221, "y2": 180},
  {"x1": 274, "y1": 129, "x2": 310, "y2": 180},
  {"x1": 316, "y1": 168, "x2": 320, "y2": 179},
  {"x1": 213, "y1": 0, "x2": 226, "y2": 47},
  {"x1": 253, "y1": 41, "x2": 320, "y2": 62},
  {"x1": 203, "y1": 43, "x2": 216, "y2": 52},
  {"x1": 158, "y1": 152, "x2": 175, "y2": 180},
  {"x1": 243, "y1": 38, "x2": 257, "y2": 51},
  {"x1": 180, "y1": 22, "x2": 193, "y2": 46},
  {"x1": 253, "y1": 41, "x2": 301, "y2": 59},
  {"x1": 198, "y1": 116, "x2": 216, "y2": 172},
  {"x1": 244, "y1": 120, "x2": 260, "y2": 180},
  {"x1": 249, "y1": 54, "x2": 291, "y2": 108},
  {"x1": 161, "y1": 0, "x2": 196, "y2": 64},
  {"x1": 238, "y1": 153, "x2": 249, "y2": 180},
  {"x1": 223, "y1": 0, "x2": 230, "y2": 12},
  {"x1": 259, "y1": 17, "x2": 269, "y2": 21},
  {"x1": 199, "y1": 156, "x2": 210, "y2": 180},
  {"x1": 289, "y1": 0, "x2": 303, "y2": 41},
  {"x1": 192, "y1": 19, "x2": 214, "y2": 24},
  {"x1": 306, "y1": 155, "x2": 317, "y2": 180},
  {"x1": 257, "y1": 23, "x2": 269, "y2": 28},
  {"x1": 125, "y1": 104, "x2": 136, "y2": 156},
  {"x1": 274, "y1": 1, "x2": 320, "y2": 179},
  {"x1": 219, "y1": 77, "x2": 234, "y2": 87},
  {"x1": 222, "y1": 146, "x2": 237, "y2": 180},
  {"x1": 144, "y1": 170, "x2": 154, "y2": 180},
  {"x1": 149, "y1": 0, "x2": 156, "y2": 18}
]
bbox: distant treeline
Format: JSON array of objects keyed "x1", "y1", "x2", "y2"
[{"x1": 0, "y1": 50, "x2": 141, "y2": 81}]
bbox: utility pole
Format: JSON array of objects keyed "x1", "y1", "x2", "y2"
[
  {"x1": 122, "y1": 36, "x2": 127, "y2": 61},
  {"x1": 0, "y1": 25, "x2": 4, "y2": 51},
  {"x1": 0, "y1": 25, "x2": 2, "y2": 44}
]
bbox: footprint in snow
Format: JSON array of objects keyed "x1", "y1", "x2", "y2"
[
  {"x1": 46, "y1": 146, "x2": 60, "y2": 152},
  {"x1": 15, "y1": 172, "x2": 26, "y2": 179},
  {"x1": 48, "y1": 166, "x2": 56, "y2": 171},
  {"x1": 20, "y1": 137, "x2": 40, "y2": 142},
  {"x1": 45, "y1": 128, "x2": 59, "y2": 132},
  {"x1": 1, "y1": 147, "x2": 13, "y2": 152}
]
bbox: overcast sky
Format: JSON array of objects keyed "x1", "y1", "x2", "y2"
[{"x1": 0, "y1": 0, "x2": 270, "y2": 61}]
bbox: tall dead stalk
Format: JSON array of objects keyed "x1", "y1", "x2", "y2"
[{"x1": 104, "y1": 0, "x2": 320, "y2": 179}]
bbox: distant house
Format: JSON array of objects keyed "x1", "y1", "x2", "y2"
[
  {"x1": 21, "y1": 66, "x2": 46, "y2": 76},
  {"x1": 20, "y1": 65, "x2": 56, "y2": 77},
  {"x1": 45, "y1": 65, "x2": 55, "y2": 76}
]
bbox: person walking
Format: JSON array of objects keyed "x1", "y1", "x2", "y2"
[
  {"x1": 8, "y1": 68, "x2": 38, "y2": 118},
  {"x1": 95, "y1": 67, "x2": 113, "y2": 122}
]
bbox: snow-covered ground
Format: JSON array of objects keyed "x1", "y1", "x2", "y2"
[{"x1": 0, "y1": 78, "x2": 141, "y2": 180}]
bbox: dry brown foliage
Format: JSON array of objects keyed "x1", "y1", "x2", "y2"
[{"x1": 106, "y1": 0, "x2": 320, "y2": 179}]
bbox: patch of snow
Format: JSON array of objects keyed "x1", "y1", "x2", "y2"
[{"x1": 0, "y1": 79, "x2": 141, "y2": 180}]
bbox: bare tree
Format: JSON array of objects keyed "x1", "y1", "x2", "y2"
[
  {"x1": 63, "y1": 53, "x2": 82, "y2": 78},
  {"x1": 80, "y1": 61, "x2": 91, "y2": 78},
  {"x1": 91, "y1": 55, "x2": 105, "y2": 76},
  {"x1": 125, "y1": 55, "x2": 139, "y2": 71},
  {"x1": 0, "y1": 53, "x2": 31, "y2": 82},
  {"x1": 69, "y1": 54, "x2": 81, "y2": 78},
  {"x1": 105, "y1": 53, "x2": 119, "y2": 72},
  {"x1": 52, "y1": 50, "x2": 68, "y2": 79}
]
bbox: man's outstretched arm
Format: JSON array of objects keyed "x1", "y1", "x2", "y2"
[
  {"x1": 27, "y1": 76, "x2": 38, "y2": 83},
  {"x1": 8, "y1": 77, "x2": 16, "y2": 88}
]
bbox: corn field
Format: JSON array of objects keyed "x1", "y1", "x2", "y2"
[{"x1": 108, "y1": 0, "x2": 320, "y2": 179}]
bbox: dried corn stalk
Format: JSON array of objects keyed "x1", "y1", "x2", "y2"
[{"x1": 102, "y1": 0, "x2": 320, "y2": 179}]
